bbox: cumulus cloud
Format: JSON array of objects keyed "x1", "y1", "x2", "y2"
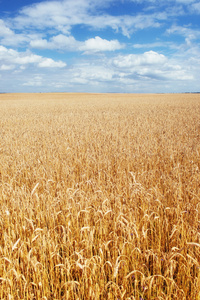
[
  {"x1": 111, "y1": 51, "x2": 193, "y2": 81},
  {"x1": 0, "y1": 45, "x2": 66, "y2": 69},
  {"x1": 30, "y1": 34, "x2": 78, "y2": 50},
  {"x1": 30, "y1": 39, "x2": 49, "y2": 49},
  {"x1": 30, "y1": 34, "x2": 124, "y2": 53},
  {"x1": 113, "y1": 51, "x2": 167, "y2": 68},
  {"x1": 66, "y1": 50, "x2": 193, "y2": 89},
  {"x1": 80, "y1": 36, "x2": 124, "y2": 53},
  {"x1": 38, "y1": 58, "x2": 66, "y2": 68},
  {"x1": 70, "y1": 63, "x2": 114, "y2": 85}
]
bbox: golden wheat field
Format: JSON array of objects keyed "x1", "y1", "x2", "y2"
[{"x1": 0, "y1": 93, "x2": 200, "y2": 300}]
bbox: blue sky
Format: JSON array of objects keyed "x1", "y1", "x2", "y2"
[{"x1": 0, "y1": 0, "x2": 200, "y2": 93}]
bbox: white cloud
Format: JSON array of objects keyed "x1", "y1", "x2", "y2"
[
  {"x1": 14, "y1": 0, "x2": 100, "y2": 32},
  {"x1": 38, "y1": 58, "x2": 66, "y2": 68},
  {"x1": 51, "y1": 34, "x2": 78, "y2": 50},
  {"x1": 0, "y1": 0, "x2": 192, "y2": 53},
  {"x1": 11, "y1": 0, "x2": 166, "y2": 38},
  {"x1": 0, "y1": 51, "x2": 197, "y2": 93},
  {"x1": 80, "y1": 36, "x2": 124, "y2": 53},
  {"x1": 0, "y1": 19, "x2": 29, "y2": 46},
  {"x1": 166, "y1": 25, "x2": 200, "y2": 50},
  {"x1": 30, "y1": 34, "x2": 79, "y2": 50},
  {"x1": 0, "y1": 64, "x2": 15, "y2": 70},
  {"x1": 23, "y1": 75, "x2": 43, "y2": 86},
  {"x1": 68, "y1": 50, "x2": 193, "y2": 87},
  {"x1": 30, "y1": 34, "x2": 123, "y2": 53},
  {"x1": 1, "y1": 0, "x2": 199, "y2": 50},
  {"x1": 70, "y1": 63, "x2": 115, "y2": 85},
  {"x1": 14, "y1": 54, "x2": 42, "y2": 65},
  {"x1": 0, "y1": 45, "x2": 66, "y2": 69},
  {"x1": 30, "y1": 38, "x2": 49, "y2": 49},
  {"x1": 0, "y1": 18, "x2": 46, "y2": 47},
  {"x1": 113, "y1": 51, "x2": 167, "y2": 68},
  {"x1": 167, "y1": 24, "x2": 197, "y2": 37},
  {"x1": 111, "y1": 51, "x2": 193, "y2": 81}
]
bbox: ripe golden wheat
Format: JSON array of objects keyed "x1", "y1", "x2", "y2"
[{"x1": 0, "y1": 93, "x2": 200, "y2": 299}]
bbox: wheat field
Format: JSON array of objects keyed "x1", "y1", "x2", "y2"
[{"x1": 0, "y1": 93, "x2": 200, "y2": 299}]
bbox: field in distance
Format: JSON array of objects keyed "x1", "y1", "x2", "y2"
[{"x1": 0, "y1": 93, "x2": 200, "y2": 299}]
